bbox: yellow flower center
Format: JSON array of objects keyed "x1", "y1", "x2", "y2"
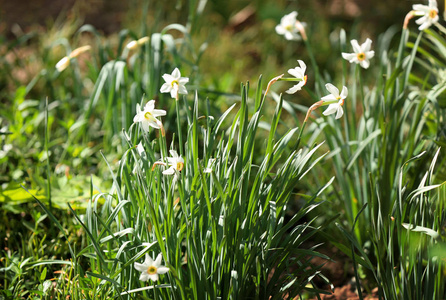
[
  {"x1": 285, "y1": 24, "x2": 293, "y2": 31},
  {"x1": 144, "y1": 112, "x2": 153, "y2": 120},
  {"x1": 356, "y1": 52, "x2": 366, "y2": 61},
  {"x1": 171, "y1": 80, "x2": 179, "y2": 87},
  {"x1": 176, "y1": 162, "x2": 184, "y2": 171},
  {"x1": 429, "y1": 9, "x2": 437, "y2": 19},
  {"x1": 147, "y1": 266, "x2": 158, "y2": 275}
]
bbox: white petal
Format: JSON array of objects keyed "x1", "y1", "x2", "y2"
[
  {"x1": 170, "y1": 88, "x2": 178, "y2": 99},
  {"x1": 152, "y1": 109, "x2": 167, "y2": 117},
  {"x1": 361, "y1": 38, "x2": 372, "y2": 52},
  {"x1": 149, "y1": 274, "x2": 159, "y2": 281},
  {"x1": 418, "y1": 19, "x2": 431, "y2": 30},
  {"x1": 284, "y1": 31, "x2": 295, "y2": 40},
  {"x1": 275, "y1": 25, "x2": 286, "y2": 35},
  {"x1": 322, "y1": 103, "x2": 339, "y2": 116},
  {"x1": 287, "y1": 68, "x2": 303, "y2": 79},
  {"x1": 286, "y1": 85, "x2": 300, "y2": 94},
  {"x1": 350, "y1": 39, "x2": 361, "y2": 53},
  {"x1": 360, "y1": 59, "x2": 370, "y2": 69},
  {"x1": 340, "y1": 86, "x2": 348, "y2": 99},
  {"x1": 342, "y1": 52, "x2": 356, "y2": 61},
  {"x1": 178, "y1": 85, "x2": 188, "y2": 95},
  {"x1": 321, "y1": 94, "x2": 337, "y2": 101},
  {"x1": 163, "y1": 168, "x2": 175, "y2": 175},
  {"x1": 297, "y1": 60, "x2": 306, "y2": 73},
  {"x1": 325, "y1": 83, "x2": 340, "y2": 98},
  {"x1": 157, "y1": 266, "x2": 169, "y2": 274},
  {"x1": 335, "y1": 106, "x2": 344, "y2": 119},
  {"x1": 141, "y1": 121, "x2": 151, "y2": 132},
  {"x1": 154, "y1": 253, "x2": 163, "y2": 267},
  {"x1": 144, "y1": 254, "x2": 154, "y2": 265},
  {"x1": 365, "y1": 50, "x2": 375, "y2": 59},
  {"x1": 428, "y1": 0, "x2": 437, "y2": 8},
  {"x1": 179, "y1": 77, "x2": 189, "y2": 84},
  {"x1": 171, "y1": 68, "x2": 181, "y2": 79},
  {"x1": 415, "y1": 15, "x2": 428, "y2": 24},
  {"x1": 134, "y1": 262, "x2": 148, "y2": 272},
  {"x1": 160, "y1": 83, "x2": 171, "y2": 93},
  {"x1": 133, "y1": 112, "x2": 143, "y2": 123},
  {"x1": 148, "y1": 120, "x2": 160, "y2": 129},
  {"x1": 413, "y1": 4, "x2": 430, "y2": 13},
  {"x1": 139, "y1": 273, "x2": 150, "y2": 281},
  {"x1": 286, "y1": 82, "x2": 305, "y2": 94},
  {"x1": 169, "y1": 150, "x2": 179, "y2": 157},
  {"x1": 162, "y1": 74, "x2": 174, "y2": 83},
  {"x1": 145, "y1": 100, "x2": 155, "y2": 112}
]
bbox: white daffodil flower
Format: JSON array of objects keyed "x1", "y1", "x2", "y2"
[
  {"x1": 341, "y1": 39, "x2": 375, "y2": 69},
  {"x1": 162, "y1": 150, "x2": 184, "y2": 175},
  {"x1": 286, "y1": 60, "x2": 308, "y2": 94},
  {"x1": 413, "y1": 0, "x2": 439, "y2": 30},
  {"x1": 133, "y1": 100, "x2": 166, "y2": 134},
  {"x1": 275, "y1": 11, "x2": 302, "y2": 41},
  {"x1": 160, "y1": 68, "x2": 189, "y2": 99},
  {"x1": 134, "y1": 253, "x2": 169, "y2": 282},
  {"x1": 321, "y1": 83, "x2": 348, "y2": 119}
]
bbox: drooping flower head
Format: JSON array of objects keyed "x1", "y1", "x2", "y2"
[
  {"x1": 55, "y1": 45, "x2": 91, "y2": 72},
  {"x1": 126, "y1": 36, "x2": 149, "y2": 51},
  {"x1": 342, "y1": 39, "x2": 375, "y2": 69},
  {"x1": 412, "y1": 0, "x2": 439, "y2": 30},
  {"x1": 286, "y1": 60, "x2": 308, "y2": 94},
  {"x1": 134, "y1": 253, "x2": 169, "y2": 282},
  {"x1": 133, "y1": 100, "x2": 166, "y2": 135},
  {"x1": 275, "y1": 11, "x2": 302, "y2": 41},
  {"x1": 321, "y1": 83, "x2": 348, "y2": 119},
  {"x1": 160, "y1": 68, "x2": 189, "y2": 100}
]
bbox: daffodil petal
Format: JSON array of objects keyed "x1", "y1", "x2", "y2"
[
  {"x1": 362, "y1": 38, "x2": 372, "y2": 52},
  {"x1": 134, "y1": 262, "x2": 148, "y2": 272},
  {"x1": 171, "y1": 68, "x2": 181, "y2": 79},
  {"x1": 321, "y1": 94, "x2": 337, "y2": 101},
  {"x1": 340, "y1": 86, "x2": 348, "y2": 98},
  {"x1": 140, "y1": 273, "x2": 150, "y2": 281},
  {"x1": 157, "y1": 266, "x2": 169, "y2": 274},
  {"x1": 350, "y1": 39, "x2": 361, "y2": 53},
  {"x1": 325, "y1": 83, "x2": 340, "y2": 98},
  {"x1": 323, "y1": 103, "x2": 339, "y2": 116},
  {"x1": 148, "y1": 274, "x2": 159, "y2": 282},
  {"x1": 335, "y1": 106, "x2": 344, "y2": 119}
]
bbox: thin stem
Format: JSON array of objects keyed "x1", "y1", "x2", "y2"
[{"x1": 175, "y1": 97, "x2": 184, "y2": 157}]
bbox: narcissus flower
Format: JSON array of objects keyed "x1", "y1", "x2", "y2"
[
  {"x1": 412, "y1": 0, "x2": 439, "y2": 30},
  {"x1": 133, "y1": 100, "x2": 166, "y2": 135},
  {"x1": 163, "y1": 150, "x2": 185, "y2": 175},
  {"x1": 322, "y1": 83, "x2": 348, "y2": 119},
  {"x1": 275, "y1": 11, "x2": 302, "y2": 41},
  {"x1": 342, "y1": 39, "x2": 375, "y2": 69},
  {"x1": 134, "y1": 253, "x2": 169, "y2": 282},
  {"x1": 160, "y1": 68, "x2": 189, "y2": 99},
  {"x1": 286, "y1": 60, "x2": 307, "y2": 93}
]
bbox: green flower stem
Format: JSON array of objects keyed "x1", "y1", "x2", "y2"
[
  {"x1": 175, "y1": 97, "x2": 184, "y2": 157},
  {"x1": 303, "y1": 38, "x2": 323, "y2": 95},
  {"x1": 277, "y1": 77, "x2": 305, "y2": 82},
  {"x1": 293, "y1": 120, "x2": 307, "y2": 152}
]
